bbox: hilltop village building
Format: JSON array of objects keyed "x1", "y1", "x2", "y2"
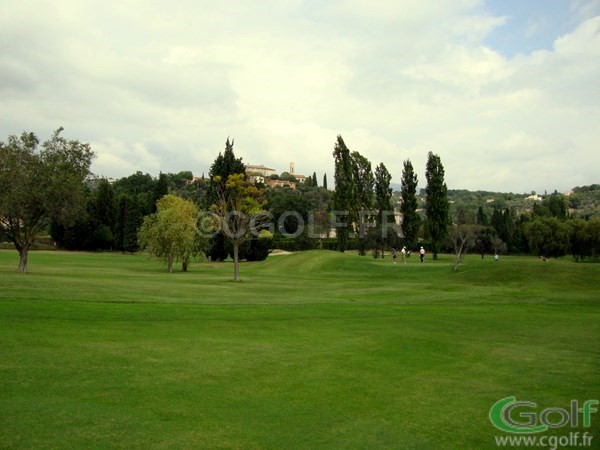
[{"x1": 245, "y1": 162, "x2": 307, "y2": 189}]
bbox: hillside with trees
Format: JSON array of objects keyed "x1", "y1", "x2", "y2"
[{"x1": 2, "y1": 130, "x2": 599, "y2": 269}]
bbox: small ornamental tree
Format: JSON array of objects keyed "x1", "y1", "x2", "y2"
[
  {"x1": 0, "y1": 128, "x2": 94, "y2": 272},
  {"x1": 211, "y1": 173, "x2": 269, "y2": 281},
  {"x1": 138, "y1": 194, "x2": 198, "y2": 273}
]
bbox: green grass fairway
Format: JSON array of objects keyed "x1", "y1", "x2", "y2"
[{"x1": 1, "y1": 250, "x2": 598, "y2": 449}]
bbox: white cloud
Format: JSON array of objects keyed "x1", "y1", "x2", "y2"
[{"x1": 0, "y1": 0, "x2": 598, "y2": 193}]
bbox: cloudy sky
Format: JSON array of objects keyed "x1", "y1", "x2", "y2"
[{"x1": 1, "y1": 0, "x2": 599, "y2": 193}]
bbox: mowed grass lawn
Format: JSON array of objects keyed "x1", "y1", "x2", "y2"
[{"x1": 0, "y1": 250, "x2": 598, "y2": 449}]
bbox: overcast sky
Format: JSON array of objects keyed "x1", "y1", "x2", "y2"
[{"x1": 1, "y1": 0, "x2": 599, "y2": 193}]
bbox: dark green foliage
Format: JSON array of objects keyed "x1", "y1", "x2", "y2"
[
  {"x1": 152, "y1": 172, "x2": 170, "y2": 212},
  {"x1": 112, "y1": 172, "x2": 156, "y2": 216},
  {"x1": 400, "y1": 159, "x2": 420, "y2": 250},
  {"x1": 206, "y1": 233, "x2": 229, "y2": 262},
  {"x1": 524, "y1": 217, "x2": 570, "y2": 257},
  {"x1": 234, "y1": 235, "x2": 273, "y2": 261},
  {"x1": 425, "y1": 152, "x2": 449, "y2": 259},
  {"x1": 374, "y1": 162, "x2": 396, "y2": 255},
  {"x1": 568, "y1": 218, "x2": 600, "y2": 261},
  {"x1": 473, "y1": 226, "x2": 497, "y2": 258},
  {"x1": 323, "y1": 173, "x2": 328, "y2": 190},
  {"x1": 115, "y1": 194, "x2": 144, "y2": 253},
  {"x1": 312, "y1": 172, "x2": 318, "y2": 187},
  {"x1": 267, "y1": 188, "x2": 312, "y2": 248},
  {"x1": 209, "y1": 138, "x2": 245, "y2": 189},
  {"x1": 332, "y1": 136, "x2": 356, "y2": 252},
  {"x1": 476, "y1": 206, "x2": 489, "y2": 226},
  {"x1": 351, "y1": 151, "x2": 375, "y2": 256},
  {"x1": 540, "y1": 192, "x2": 567, "y2": 219}
]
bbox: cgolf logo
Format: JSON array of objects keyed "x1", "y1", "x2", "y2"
[{"x1": 489, "y1": 396, "x2": 598, "y2": 434}]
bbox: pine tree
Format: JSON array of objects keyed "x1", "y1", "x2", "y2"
[
  {"x1": 425, "y1": 151, "x2": 449, "y2": 260},
  {"x1": 400, "y1": 159, "x2": 420, "y2": 251}
]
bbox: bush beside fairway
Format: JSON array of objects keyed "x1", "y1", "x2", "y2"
[{"x1": 0, "y1": 250, "x2": 598, "y2": 449}]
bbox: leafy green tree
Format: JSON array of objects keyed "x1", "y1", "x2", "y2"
[
  {"x1": 473, "y1": 226, "x2": 496, "y2": 258},
  {"x1": 400, "y1": 159, "x2": 420, "y2": 250},
  {"x1": 138, "y1": 195, "x2": 199, "y2": 273},
  {"x1": 332, "y1": 136, "x2": 356, "y2": 252},
  {"x1": 112, "y1": 171, "x2": 156, "y2": 216},
  {"x1": 425, "y1": 151, "x2": 449, "y2": 260},
  {"x1": 0, "y1": 128, "x2": 94, "y2": 272},
  {"x1": 211, "y1": 174, "x2": 268, "y2": 281},
  {"x1": 568, "y1": 218, "x2": 600, "y2": 261},
  {"x1": 207, "y1": 138, "x2": 246, "y2": 260},
  {"x1": 542, "y1": 192, "x2": 568, "y2": 219},
  {"x1": 268, "y1": 188, "x2": 312, "y2": 249},
  {"x1": 524, "y1": 217, "x2": 569, "y2": 258}
]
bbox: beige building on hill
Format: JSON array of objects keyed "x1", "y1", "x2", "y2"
[{"x1": 245, "y1": 164, "x2": 276, "y2": 178}]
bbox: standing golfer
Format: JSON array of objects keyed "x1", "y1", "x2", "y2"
[
  {"x1": 419, "y1": 246, "x2": 425, "y2": 263},
  {"x1": 401, "y1": 246, "x2": 407, "y2": 263}
]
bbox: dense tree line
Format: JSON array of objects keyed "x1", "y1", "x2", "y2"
[
  {"x1": 3, "y1": 128, "x2": 599, "y2": 273},
  {"x1": 449, "y1": 191, "x2": 600, "y2": 260}
]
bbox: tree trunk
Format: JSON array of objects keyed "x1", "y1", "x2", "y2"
[
  {"x1": 233, "y1": 241, "x2": 240, "y2": 281},
  {"x1": 167, "y1": 254, "x2": 173, "y2": 273},
  {"x1": 18, "y1": 246, "x2": 29, "y2": 273}
]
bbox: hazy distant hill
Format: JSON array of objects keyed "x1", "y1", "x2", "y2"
[{"x1": 391, "y1": 184, "x2": 600, "y2": 219}]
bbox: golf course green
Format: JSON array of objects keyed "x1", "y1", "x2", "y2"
[{"x1": 1, "y1": 250, "x2": 598, "y2": 449}]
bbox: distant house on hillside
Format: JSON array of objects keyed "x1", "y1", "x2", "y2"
[
  {"x1": 245, "y1": 164, "x2": 276, "y2": 178},
  {"x1": 526, "y1": 194, "x2": 543, "y2": 201},
  {"x1": 267, "y1": 179, "x2": 296, "y2": 190}
]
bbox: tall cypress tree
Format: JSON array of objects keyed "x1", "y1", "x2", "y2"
[
  {"x1": 323, "y1": 173, "x2": 328, "y2": 190},
  {"x1": 425, "y1": 151, "x2": 449, "y2": 260},
  {"x1": 351, "y1": 151, "x2": 374, "y2": 255},
  {"x1": 151, "y1": 172, "x2": 169, "y2": 212},
  {"x1": 476, "y1": 206, "x2": 489, "y2": 226},
  {"x1": 312, "y1": 172, "x2": 318, "y2": 187},
  {"x1": 332, "y1": 135, "x2": 355, "y2": 252},
  {"x1": 400, "y1": 159, "x2": 420, "y2": 251},
  {"x1": 374, "y1": 162, "x2": 394, "y2": 256}
]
